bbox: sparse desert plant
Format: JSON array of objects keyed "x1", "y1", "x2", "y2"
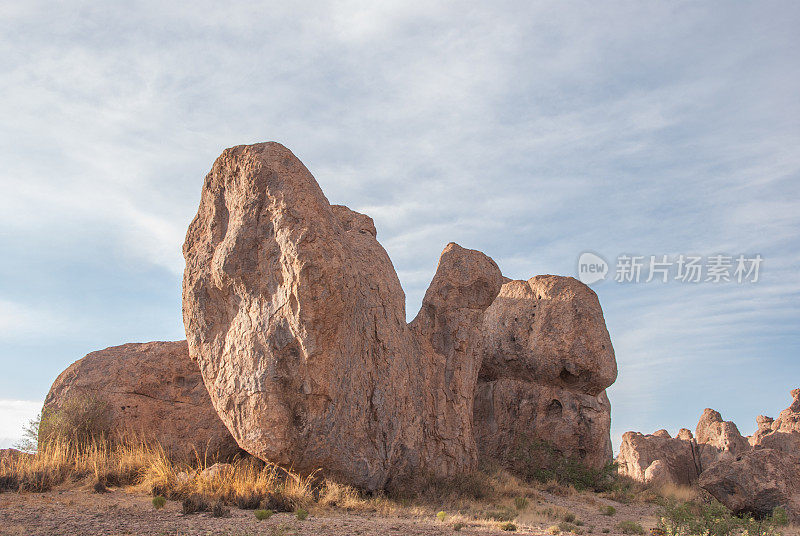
[
  {"x1": 548, "y1": 525, "x2": 561, "y2": 535},
  {"x1": 212, "y1": 501, "x2": 231, "y2": 517},
  {"x1": 563, "y1": 511, "x2": 576, "y2": 523},
  {"x1": 182, "y1": 493, "x2": 210, "y2": 514},
  {"x1": 617, "y1": 520, "x2": 645, "y2": 535},
  {"x1": 600, "y1": 505, "x2": 616, "y2": 516},
  {"x1": 487, "y1": 506, "x2": 517, "y2": 522},
  {"x1": 453, "y1": 522, "x2": 465, "y2": 531},
  {"x1": 255, "y1": 508, "x2": 273, "y2": 520},
  {"x1": 152, "y1": 495, "x2": 166, "y2": 509},
  {"x1": 602, "y1": 529, "x2": 610, "y2": 534},
  {"x1": 436, "y1": 510, "x2": 447, "y2": 521},
  {"x1": 515, "y1": 496, "x2": 529, "y2": 510},
  {"x1": 500, "y1": 522, "x2": 518, "y2": 531},
  {"x1": 295, "y1": 507, "x2": 309, "y2": 520},
  {"x1": 656, "y1": 498, "x2": 692, "y2": 536}
]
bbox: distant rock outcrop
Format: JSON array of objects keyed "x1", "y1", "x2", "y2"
[
  {"x1": 700, "y1": 390, "x2": 800, "y2": 521},
  {"x1": 473, "y1": 276, "x2": 617, "y2": 469},
  {"x1": 620, "y1": 389, "x2": 800, "y2": 521},
  {"x1": 616, "y1": 430, "x2": 702, "y2": 486},
  {"x1": 42, "y1": 341, "x2": 241, "y2": 461},
  {"x1": 181, "y1": 142, "x2": 618, "y2": 489}
]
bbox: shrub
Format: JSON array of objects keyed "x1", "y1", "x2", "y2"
[
  {"x1": 515, "y1": 496, "x2": 529, "y2": 510},
  {"x1": 487, "y1": 507, "x2": 517, "y2": 522},
  {"x1": 687, "y1": 501, "x2": 739, "y2": 536},
  {"x1": 255, "y1": 509, "x2": 273, "y2": 521},
  {"x1": 656, "y1": 498, "x2": 692, "y2": 536},
  {"x1": 295, "y1": 507, "x2": 308, "y2": 520},
  {"x1": 617, "y1": 521, "x2": 645, "y2": 535},
  {"x1": 453, "y1": 522, "x2": 465, "y2": 531},
  {"x1": 39, "y1": 395, "x2": 111, "y2": 446},
  {"x1": 559, "y1": 522, "x2": 578, "y2": 533},
  {"x1": 152, "y1": 496, "x2": 166, "y2": 509},
  {"x1": 600, "y1": 505, "x2": 616, "y2": 516},
  {"x1": 436, "y1": 510, "x2": 447, "y2": 522},
  {"x1": 235, "y1": 490, "x2": 263, "y2": 510},
  {"x1": 547, "y1": 526, "x2": 560, "y2": 535},
  {"x1": 212, "y1": 502, "x2": 231, "y2": 518},
  {"x1": 563, "y1": 512, "x2": 576, "y2": 523},
  {"x1": 508, "y1": 437, "x2": 616, "y2": 491},
  {"x1": 500, "y1": 522, "x2": 518, "y2": 532},
  {"x1": 182, "y1": 494, "x2": 209, "y2": 514},
  {"x1": 771, "y1": 506, "x2": 789, "y2": 527}
]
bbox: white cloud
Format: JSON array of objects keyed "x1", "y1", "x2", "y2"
[{"x1": 0, "y1": 400, "x2": 42, "y2": 449}]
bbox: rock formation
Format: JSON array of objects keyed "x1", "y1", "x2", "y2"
[
  {"x1": 695, "y1": 408, "x2": 751, "y2": 468},
  {"x1": 617, "y1": 408, "x2": 749, "y2": 487},
  {"x1": 182, "y1": 142, "x2": 619, "y2": 489},
  {"x1": 473, "y1": 276, "x2": 617, "y2": 469},
  {"x1": 620, "y1": 389, "x2": 800, "y2": 521},
  {"x1": 182, "y1": 142, "x2": 503, "y2": 490},
  {"x1": 616, "y1": 430, "x2": 701, "y2": 486},
  {"x1": 42, "y1": 341, "x2": 240, "y2": 461},
  {"x1": 700, "y1": 390, "x2": 800, "y2": 521}
]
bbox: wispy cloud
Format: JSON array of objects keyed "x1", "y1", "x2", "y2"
[{"x1": 0, "y1": 1, "x2": 798, "y2": 450}]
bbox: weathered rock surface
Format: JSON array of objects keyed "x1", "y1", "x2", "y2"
[
  {"x1": 42, "y1": 341, "x2": 240, "y2": 461},
  {"x1": 700, "y1": 389, "x2": 800, "y2": 520},
  {"x1": 617, "y1": 408, "x2": 750, "y2": 487},
  {"x1": 699, "y1": 448, "x2": 800, "y2": 520},
  {"x1": 182, "y1": 142, "x2": 502, "y2": 490},
  {"x1": 695, "y1": 408, "x2": 751, "y2": 468},
  {"x1": 616, "y1": 431, "x2": 701, "y2": 486},
  {"x1": 473, "y1": 276, "x2": 617, "y2": 469}
]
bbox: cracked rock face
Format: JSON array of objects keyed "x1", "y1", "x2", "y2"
[
  {"x1": 182, "y1": 142, "x2": 503, "y2": 489},
  {"x1": 473, "y1": 276, "x2": 617, "y2": 469},
  {"x1": 42, "y1": 341, "x2": 240, "y2": 460}
]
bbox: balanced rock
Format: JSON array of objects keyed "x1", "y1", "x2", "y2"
[
  {"x1": 473, "y1": 276, "x2": 617, "y2": 469},
  {"x1": 182, "y1": 142, "x2": 502, "y2": 490},
  {"x1": 42, "y1": 341, "x2": 240, "y2": 460},
  {"x1": 616, "y1": 431, "x2": 701, "y2": 486}
]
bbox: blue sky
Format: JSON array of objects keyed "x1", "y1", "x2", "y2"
[{"x1": 1, "y1": 1, "x2": 798, "y2": 451}]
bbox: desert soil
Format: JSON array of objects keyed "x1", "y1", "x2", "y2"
[{"x1": 0, "y1": 486, "x2": 667, "y2": 536}]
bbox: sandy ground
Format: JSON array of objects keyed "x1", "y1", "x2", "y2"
[{"x1": 0, "y1": 487, "x2": 663, "y2": 536}]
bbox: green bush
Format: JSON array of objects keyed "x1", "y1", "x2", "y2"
[
  {"x1": 39, "y1": 395, "x2": 111, "y2": 445},
  {"x1": 508, "y1": 437, "x2": 617, "y2": 491},
  {"x1": 436, "y1": 510, "x2": 447, "y2": 521},
  {"x1": 656, "y1": 498, "x2": 693, "y2": 536},
  {"x1": 255, "y1": 509, "x2": 273, "y2": 521},
  {"x1": 687, "y1": 501, "x2": 739, "y2": 536},
  {"x1": 500, "y1": 522, "x2": 518, "y2": 531},
  {"x1": 771, "y1": 507, "x2": 789, "y2": 527},
  {"x1": 600, "y1": 505, "x2": 616, "y2": 516},
  {"x1": 152, "y1": 496, "x2": 166, "y2": 509},
  {"x1": 295, "y1": 507, "x2": 309, "y2": 521},
  {"x1": 617, "y1": 520, "x2": 645, "y2": 535}
]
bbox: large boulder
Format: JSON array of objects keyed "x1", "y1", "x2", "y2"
[
  {"x1": 616, "y1": 430, "x2": 701, "y2": 486},
  {"x1": 699, "y1": 448, "x2": 800, "y2": 520},
  {"x1": 182, "y1": 142, "x2": 502, "y2": 490},
  {"x1": 473, "y1": 276, "x2": 617, "y2": 469},
  {"x1": 42, "y1": 341, "x2": 240, "y2": 460}
]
